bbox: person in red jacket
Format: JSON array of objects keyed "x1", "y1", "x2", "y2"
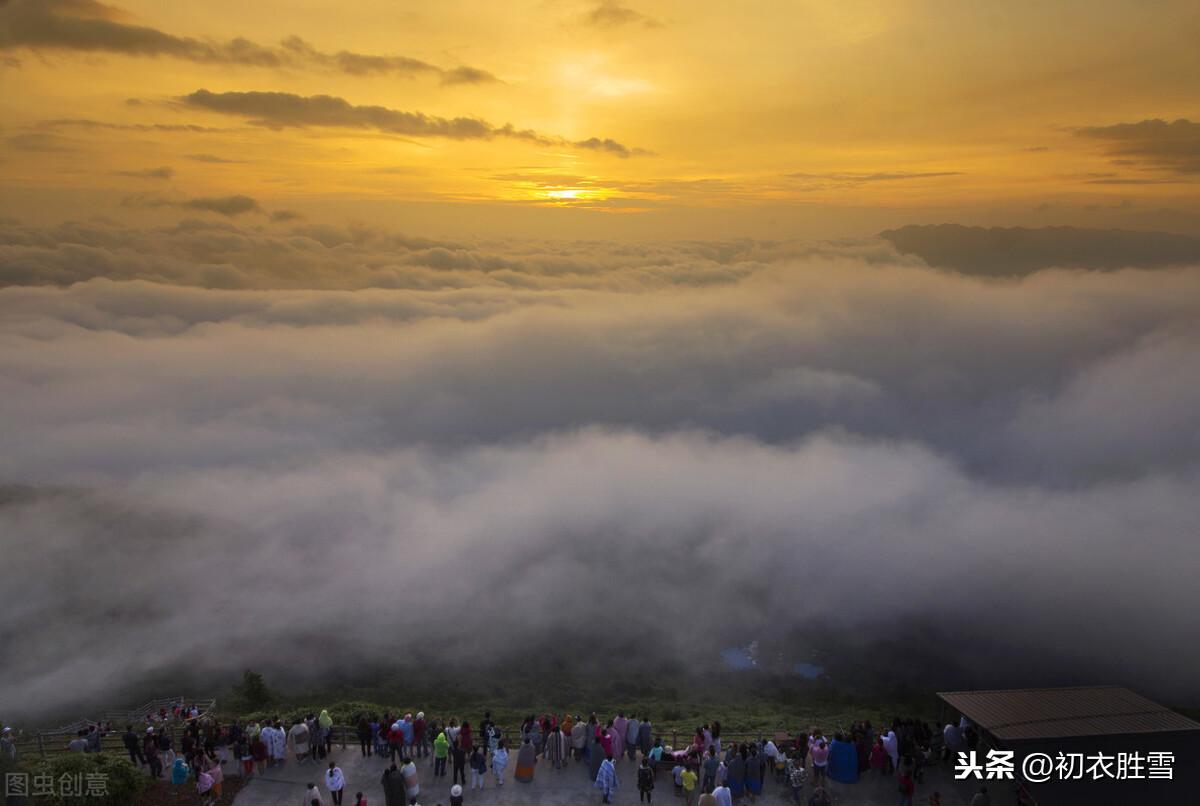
[
  {"x1": 898, "y1": 770, "x2": 915, "y2": 806},
  {"x1": 388, "y1": 722, "x2": 404, "y2": 764}
]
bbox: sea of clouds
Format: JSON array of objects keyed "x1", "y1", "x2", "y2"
[{"x1": 2, "y1": 218, "x2": 1198, "y2": 718}]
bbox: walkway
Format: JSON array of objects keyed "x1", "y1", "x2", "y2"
[{"x1": 230, "y1": 747, "x2": 975, "y2": 806}]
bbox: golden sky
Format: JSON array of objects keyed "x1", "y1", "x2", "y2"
[{"x1": 2, "y1": 0, "x2": 1199, "y2": 237}]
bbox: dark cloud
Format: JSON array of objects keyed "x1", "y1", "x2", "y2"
[
  {"x1": 1075, "y1": 118, "x2": 1200, "y2": 175},
  {"x1": 115, "y1": 165, "x2": 173, "y2": 179},
  {"x1": 573, "y1": 136, "x2": 651, "y2": 158},
  {"x1": 0, "y1": 0, "x2": 496, "y2": 83},
  {"x1": 439, "y1": 65, "x2": 501, "y2": 85},
  {"x1": 4, "y1": 132, "x2": 76, "y2": 151},
  {"x1": 39, "y1": 117, "x2": 232, "y2": 133},
  {"x1": 583, "y1": 0, "x2": 662, "y2": 28},
  {"x1": 184, "y1": 153, "x2": 242, "y2": 163},
  {"x1": 882, "y1": 224, "x2": 1200, "y2": 276},
  {"x1": 269, "y1": 209, "x2": 302, "y2": 222},
  {"x1": 120, "y1": 193, "x2": 262, "y2": 217},
  {"x1": 275, "y1": 34, "x2": 438, "y2": 77},
  {"x1": 786, "y1": 171, "x2": 962, "y2": 190},
  {"x1": 181, "y1": 89, "x2": 645, "y2": 155},
  {"x1": 182, "y1": 89, "x2": 495, "y2": 138},
  {"x1": 182, "y1": 195, "x2": 260, "y2": 216},
  {"x1": 0, "y1": 223, "x2": 1198, "y2": 717}
]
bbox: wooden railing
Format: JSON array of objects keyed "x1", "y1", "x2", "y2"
[{"x1": 10, "y1": 697, "x2": 218, "y2": 759}]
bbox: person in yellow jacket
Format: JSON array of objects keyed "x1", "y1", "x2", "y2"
[
  {"x1": 682, "y1": 767, "x2": 699, "y2": 806},
  {"x1": 434, "y1": 731, "x2": 450, "y2": 778}
]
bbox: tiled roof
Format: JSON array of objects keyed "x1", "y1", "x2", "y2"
[{"x1": 937, "y1": 686, "x2": 1200, "y2": 741}]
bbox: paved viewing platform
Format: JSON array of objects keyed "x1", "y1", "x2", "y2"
[{"x1": 230, "y1": 747, "x2": 974, "y2": 806}]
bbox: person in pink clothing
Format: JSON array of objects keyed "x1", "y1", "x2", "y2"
[
  {"x1": 810, "y1": 741, "x2": 829, "y2": 788},
  {"x1": 600, "y1": 722, "x2": 615, "y2": 758},
  {"x1": 612, "y1": 714, "x2": 627, "y2": 760}
]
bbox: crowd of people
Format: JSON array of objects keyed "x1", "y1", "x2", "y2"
[
  {"x1": 9, "y1": 704, "x2": 1000, "y2": 806},
  {"x1": 334, "y1": 710, "x2": 982, "y2": 806}
]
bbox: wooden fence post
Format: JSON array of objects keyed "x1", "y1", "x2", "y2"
[{"x1": 38, "y1": 733, "x2": 45, "y2": 758}]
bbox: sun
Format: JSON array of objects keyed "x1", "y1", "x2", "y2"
[{"x1": 545, "y1": 188, "x2": 584, "y2": 200}]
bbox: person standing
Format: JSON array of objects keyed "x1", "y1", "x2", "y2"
[
  {"x1": 572, "y1": 718, "x2": 588, "y2": 762},
  {"x1": 470, "y1": 745, "x2": 487, "y2": 789},
  {"x1": 290, "y1": 720, "x2": 312, "y2": 765},
  {"x1": 122, "y1": 724, "x2": 146, "y2": 766},
  {"x1": 85, "y1": 725, "x2": 101, "y2": 754},
  {"x1": 413, "y1": 713, "x2": 427, "y2": 758},
  {"x1": 810, "y1": 741, "x2": 829, "y2": 789},
  {"x1": 199, "y1": 748, "x2": 223, "y2": 799},
  {"x1": 637, "y1": 757, "x2": 655, "y2": 802},
  {"x1": 389, "y1": 722, "x2": 404, "y2": 765},
  {"x1": 400, "y1": 756, "x2": 420, "y2": 802},
  {"x1": 433, "y1": 729, "x2": 449, "y2": 778},
  {"x1": 626, "y1": 716, "x2": 641, "y2": 762},
  {"x1": 452, "y1": 739, "x2": 467, "y2": 786},
  {"x1": 235, "y1": 732, "x2": 252, "y2": 778},
  {"x1": 897, "y1": 770, "x2": 915, "y2": 806},
  {"x1": 702, "y1": 747, "x2": 719, "y2": 793},
  {"x1": 252, "y1": 730, "x2": 269, "y2": 776},
  {"x1": 595, "y1": 754, "x2": 619, "y2": 804},
  {"x1": 745, "y1": 745, "x2": 763, "y2": 802},
  {"x1": 726, "y1": 747, "x2": 744, "y2": 801},
  {"x1": 547, "y1": 724, "x2": 568, "y2": 770},
  {"x1": 143, "y1": 729, "x2": 163, "y2": 779},
  {"x1": 589, "y1": 735, "x2": 607, "y2": 782},
  {"x1": 68, "y1": 730, "x2": 88, "y2": 752},
  {"x1": 358, "y1": 717, "x2": 373, "y2": 758},
  {"x1": 492, "y1": 740, "x2": 509, "y2": 786},
  {"x1": 638, "y1": 718, "x2": 653, "y2": 758},
  {"x1": 682, "y1": 765, "x2": 699, "y2": 806},
  {"x1": 459, "y1": 722, "x2": 473, "y2": 754},
  {"x1": 612, "y1": 714, "x2": 628, "y2": 761},
  {"x1": 515, "y1": 737, "x2": 537, "y2": 783},
  {"x1": 380, "y1": 764, "x2": 405, "y2": 806},
  {"x1": 319, "y1": 711, "x2": 334, "y2": 757},
  {"x1": 326, "y1": 761, "x2": 346, "y2": 806}
]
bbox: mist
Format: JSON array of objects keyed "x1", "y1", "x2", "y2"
[{"x1": 2, "y1": 220, "x2": 1199, "y2": 720}]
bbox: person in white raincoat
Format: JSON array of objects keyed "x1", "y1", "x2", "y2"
[{"x1": 325, "y1": 761, "x2": 346, "y2": 805}]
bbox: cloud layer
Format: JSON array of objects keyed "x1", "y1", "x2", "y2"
[
  {"x1": 1076, "y1": 118, "x2": 1200, "y2": 175},
  {"x1": 180, "y1": 89, "x2": 646, "y2": 156},
  {"x1": 1, "y1": 222, "x2": 1198, "y2": 717},
  {"x1": 882, "y1": 224, "x2": 1200, "y2": 276},
  {"x1": 0, "y1": 0, "x2": 498, "y2": 83}
]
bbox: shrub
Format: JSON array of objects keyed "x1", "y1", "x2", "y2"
[{"x1": 24, "y1": 752, "x2": 145, "y2": 806}]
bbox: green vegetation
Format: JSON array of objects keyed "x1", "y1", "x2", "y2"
[
  {"x1": 228, "y1": 669, "x2": 276, "y2": 712},
  {"x1": 15, "y1": 752, "x2": 145, "y2": 806},
  {"x1": 215, "y1": 670, "x2": 941, "y2": 735}
]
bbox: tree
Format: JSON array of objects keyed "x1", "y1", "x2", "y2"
[{"x1": 233, "y1": 670, "x2": 275, "y2": 711}]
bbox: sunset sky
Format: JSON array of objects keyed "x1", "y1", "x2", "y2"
[
  {"x1": 3, "y1": 0, "x2": 1199, "y2": 237},
  {"x1": 3, "y1": 0, "x2": 1200, "y2": 721}
]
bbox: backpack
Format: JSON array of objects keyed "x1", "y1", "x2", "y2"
[{"x1": 639, "y1": 767, "x2": 654, "y2": 789}]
